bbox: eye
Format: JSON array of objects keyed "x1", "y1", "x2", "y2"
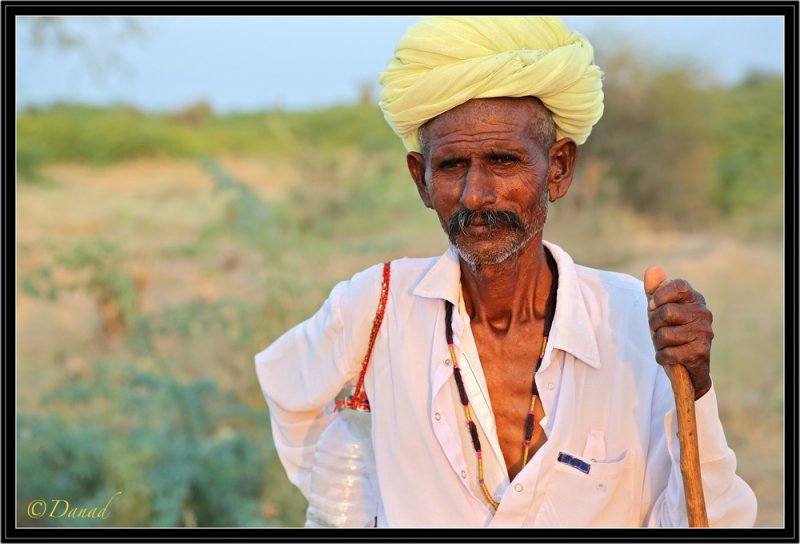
[
  {"x1": 490, "y1": 153, "x2": 519, "y2": 165},
  {"x1": 438, "y1": 158, "x2": 466, "y2": 170}
]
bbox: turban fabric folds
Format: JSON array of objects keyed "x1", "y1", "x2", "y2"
[{"x1": 378, "y1": 16, "x2": 604, "y2": 152}]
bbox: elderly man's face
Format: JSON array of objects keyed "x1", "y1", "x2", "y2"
[{"x1": 408, "y1": 97, "x2": 564, "y2": 266}]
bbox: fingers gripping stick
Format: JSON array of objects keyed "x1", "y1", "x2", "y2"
[{"x1": 644, "y1": 266, "x2": 709, "y2": 528}]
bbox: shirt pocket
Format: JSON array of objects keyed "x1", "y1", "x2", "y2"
[{"x1": 532, "y1": 449, "x2": 638, "y2": 527}]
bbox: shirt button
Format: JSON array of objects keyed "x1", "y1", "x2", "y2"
[
  {"x1": 547, "y1": 382, "x2": 555, "y2": 390},
  {"x1": 514, "y1": 484, "x2": 524, "y2": 492},
  {"x1": 461, "y1": 470, "x2": 467, "y2": 479},
  {"x1": 444, "y1": 358, "x2": 451, "y2": 366},
  {"x1": 434, "y1": 412, "x2": 441, "y2": 421}
]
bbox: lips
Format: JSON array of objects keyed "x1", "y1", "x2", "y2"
[
  {"x1": 464, "y1": 224, "x2": 490, "y2": 233},
  {"x1": 462, "y1": 220, "x2": 502, "y2": 237},
  {"x1": 464, "y1": 213, "x2": 510, "y2": 232},
  {"x1": 468, "y1": 216, "x2": 488, "y2": 227}
]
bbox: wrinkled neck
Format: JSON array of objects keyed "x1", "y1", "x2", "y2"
[{"x1": 460, "y1": 239, "x2": 554, "y2": 333}]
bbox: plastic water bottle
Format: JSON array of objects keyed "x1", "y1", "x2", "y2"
[{"x1": 305, "y1": 407, "x2": 379, "y2": 527}]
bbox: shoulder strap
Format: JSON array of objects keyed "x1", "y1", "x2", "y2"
[{"x1": 336, "y1": 261, "x2": 391, "y2": 412}]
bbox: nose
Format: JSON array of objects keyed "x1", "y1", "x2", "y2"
[{"x1": 460, "y1": 162, "x2": 496, "y2": 210}]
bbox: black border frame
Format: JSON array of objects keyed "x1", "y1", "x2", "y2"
[{"x1": 3, "y1": 2, "x2": 797, "y2": 542}]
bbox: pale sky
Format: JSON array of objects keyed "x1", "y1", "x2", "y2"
[{"x1": 15, "y1": 15, "x2": 786, "y2": 113}]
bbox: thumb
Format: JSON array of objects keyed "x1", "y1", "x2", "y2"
[{"x1": 644, "y1": 265, "x2": 668, "y2": 298}]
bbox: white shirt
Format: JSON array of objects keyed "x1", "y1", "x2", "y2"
[{"x1": 255, "y1": 241, "x2": 757, "y2": 527}]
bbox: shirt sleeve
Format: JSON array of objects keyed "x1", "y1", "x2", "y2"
[
  {"x1": 253, "y1": 264, "x2": 384, "y2": 499},
  {"x1": 643, "y1": 372, "x2": 758, "y2": 527}
]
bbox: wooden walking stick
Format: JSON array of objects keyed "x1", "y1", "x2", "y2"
[
  {"x1": 664, "y1": 363, "x2": 709, "y2": 527},
  {"x1": 645, "y1": 267, "x2": 709, "y2": 528}
]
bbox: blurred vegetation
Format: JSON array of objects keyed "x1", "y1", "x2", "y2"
[
  {"x1": 18, "y1": 71, "x2": 783, "y2": 234},
  {"x1": 16, "y1": 48, "x2": 785, "y2": 528},
  {"x1": 16, "y1": 147, "x2": 422, "y2": 527},
  {"x1": 16, "y1": 102, "x2": 401, "y2": 181}
]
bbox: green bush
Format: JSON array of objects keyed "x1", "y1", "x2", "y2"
[
  {"x1": 17, "y1": 365, "x2": 300, "y2": 527},
  {"x1": 710, "y1": 73, "x2": 784, "y2": 216}
]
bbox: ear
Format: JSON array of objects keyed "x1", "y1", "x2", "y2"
[
  {"x1": 546, "y1": 138, "x2": 577, "y2": 203},
  {"x1": 407, "y1": 151, "x2": 433, "y2": 209}
]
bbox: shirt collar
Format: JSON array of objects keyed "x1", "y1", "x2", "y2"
[
  {"x1": 543, "y1": 240, "x2": 601, "y2": 369},
  {"x1": 411, "y1": 245, "x2": 462, "y2": 307},
  {"x1": 411, "y1": 241, "x2": 601, "y2": 369}
]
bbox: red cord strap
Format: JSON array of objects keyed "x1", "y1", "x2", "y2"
[{"x1": 336, "y1": 261, "x2": 391, "y2": 412}]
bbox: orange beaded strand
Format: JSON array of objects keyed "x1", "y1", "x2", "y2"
[{"x1": 447, "y1": 340, "x2": 500, "y2": 510}]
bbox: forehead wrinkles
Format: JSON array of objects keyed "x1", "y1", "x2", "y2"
[
  {"x1": 423, "y1": 99, "x2": 537, "y2": 154},
  {"x1": 428, "y1": 118, "x2": 531, "y2": 154}
]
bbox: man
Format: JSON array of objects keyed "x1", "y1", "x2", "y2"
[{"x1": 255, "y1": 16, "x2": 757, "y2": 527}]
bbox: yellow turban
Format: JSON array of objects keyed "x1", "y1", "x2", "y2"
[{"x1": 379, "y1": 16, "x2": 604, "y2": 152}]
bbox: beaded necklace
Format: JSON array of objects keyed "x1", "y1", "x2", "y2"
[{"x1": 444, "y1": 249, "x2": 558, "y2": 510}]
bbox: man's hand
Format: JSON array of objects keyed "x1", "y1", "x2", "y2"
[{"x1": 644, "y1": 266, "x2": 714, "y2": 400}]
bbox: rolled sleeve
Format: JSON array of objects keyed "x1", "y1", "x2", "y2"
[
  {"x1": 653, "y1": 382, "x2": 758, "y2": 527},
  {"x1": 254, "y1": 280, "x2": 357, "y2": 497},
  {"x1": 254, "y1": 263, "x2": 386, "y2": 499}
]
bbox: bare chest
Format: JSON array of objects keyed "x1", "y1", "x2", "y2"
[{"x1": 471, "y1": 326, "x2": 548, "y2": 481}]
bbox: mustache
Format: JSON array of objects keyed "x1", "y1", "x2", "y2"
[{"x1": 446, "y1": 208, "x2": 525, "y2": 238}]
